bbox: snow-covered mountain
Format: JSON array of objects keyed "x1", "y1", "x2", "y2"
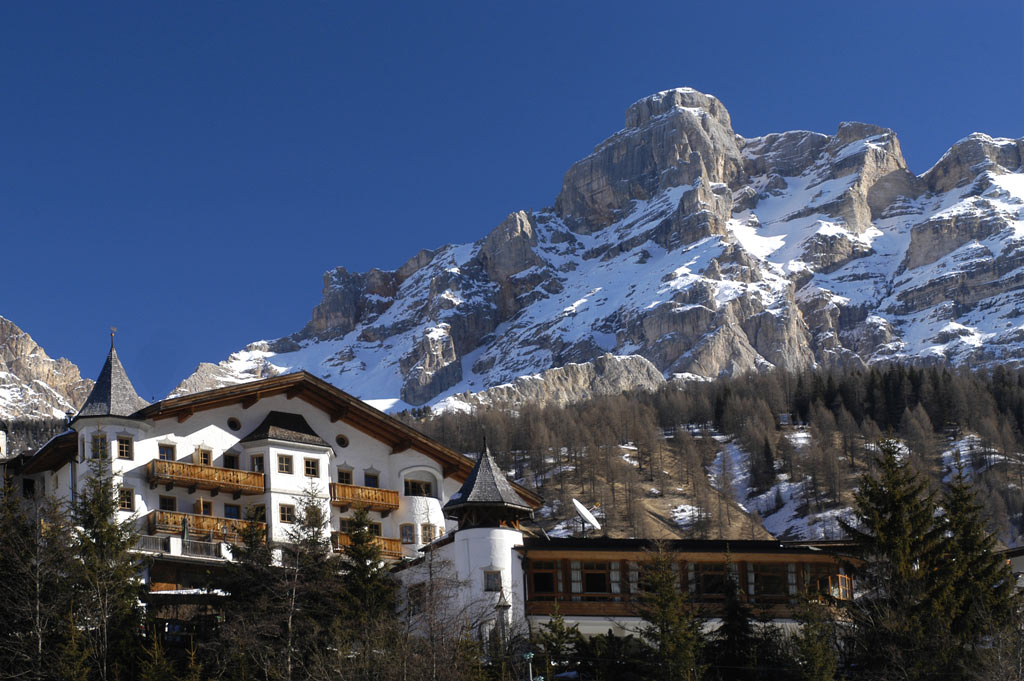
[
  {"x1": 0, "y1": 316, "x2": 92, "y2": 421},
  {"x1": 178, "y1": 88, "x2": 1024, "y2": 409}
]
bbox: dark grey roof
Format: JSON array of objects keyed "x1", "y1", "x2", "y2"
[
  {"x1": 443, "y1": 448, "x2": 533, "y2": 514},
  {"x1": 76, "y1": 345, "x2": 149, "y2": 418},
  {"x1": 238, "y1": 411, "x2": 329, "y2": 448}
]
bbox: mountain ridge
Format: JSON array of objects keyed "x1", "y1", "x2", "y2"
[{"x1": 174, "y1": 87, "x2": 1024, "y2": 409}]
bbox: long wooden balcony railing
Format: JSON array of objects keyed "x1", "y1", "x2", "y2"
[
  {"x1": 331, "y1": 531, "x2": 403, "y2": 560},
  {"x1": 146, "y1": 510, "x2": 265, "y2": 543},
  {"x1": 329, "y1": 483, "x2": 400, "y2": 514},
  {"x1": 147, "y1": 460, "x2": 265, "y2": 496}
]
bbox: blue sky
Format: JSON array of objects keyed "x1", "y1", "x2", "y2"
[{"x1": 2, "y1": 1, "x2": 1022, "y2": 401}]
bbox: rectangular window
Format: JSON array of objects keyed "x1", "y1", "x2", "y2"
[
  {"x1": 224, "y1": 504, "x2": 241, "y2": 520},
  {"x1": 364, "y1": 472, "x2": 379, "y2": 488},
  {"x1": 223, "y1": 453, "x2": 239, "y2": 470},
  {"x1": 118, "y1": 488, "x2": 134, "y2": 512},
  {"x1": 421, "y1": 523, "x2": 435, "y2": 543},
  {"x1": 400, "y1": 523, "x2": 415, "y2": 544},
  {"x1": 117, "y1": 436, "x2": 133, "y2": 460},
  {"x1": 91, "y1": 433, "x2": 107, "y2": 459},
  {"x1": 304, "y1": 458, "x2": 319, "y2": 478},
  {"x1": 195, "y1": 498, "x2": 213, "y2": 516},
  {"x1": 279, "y1": 505, "x2": 295, "y2": 524},
  {"x1": 408, "y1": 583, "x2": 425, "y2": 616},
  {"x1": 531, "y1": 560, "x2": 558, "y2": 598},
  {"x1": 159, "y1": 495, "x2": 177, "y2": 512},
  {"x1": 196, "y1": 448, "x2": 212, "y2": 466},
  {"x1": 278, "y1": 455, "x2": 293, "y2": 474},
  {"x1": 369, "y1": 522, "x2": 382, "y2": 537},
  {"x1": 250, "y1": 504, "x2": 267, "y2": 522},
  {"x1": 337, "y1": 468, "x2": 353, "y2": 485},
  {"x1": 404, "y1": 479, "x2": 433, "y2": 497},
  {"x1": 582, "y1": 561, "x2": 610, "y2": 595},
  {"x1": 484, "y1": 570, "x2": 502, "y2": 592},
  {"x1": 158, "y1": 444, "x2": 175, "y2": 461},
  {"x1": 252, "y1": 455, "x2": 264, "y2": 473}
]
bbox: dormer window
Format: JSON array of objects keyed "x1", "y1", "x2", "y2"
[
  {"x1": 158, "y1": 444, "x2": 175, "y2": 461},
  {"x1": 196, "y1": 448, "x2": 212, "y2": 466},
  {"x1": 404, "y1": 479, "x2": 433, "y2": 498}
]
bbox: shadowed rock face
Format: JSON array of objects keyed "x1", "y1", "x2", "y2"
[
  {"x1": 176, "y1": 88, "x2": 1024, "y2": 408},
  {"x1": 0, "y1": 317, "x2": 93, "y2": 420}
]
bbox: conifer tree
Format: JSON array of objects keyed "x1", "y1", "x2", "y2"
[
  {"x1": 707, "y1": 577, "x2": 758, "y2": 681},
  {"x1": 340, "y1": 506, "x2": 397, "y2": 623},
  {"x1": 71, "y1": 458, "x2": 145, "y2": 681},
  {"x1": 937, "y1": 458, "x2": 1017, "y2": 677},
  {"x1": 840, "y1": 439, "x2": 947, "y2": 680},
  {"x1": 533, "y1": 602, "x2": 583, "y2": 677},
  {"x1": 635, "y1": 547, "x2": 703, "y2": 681}
]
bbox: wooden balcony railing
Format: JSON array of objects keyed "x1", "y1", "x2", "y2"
[
  {"x1": 329, "y1": 483, "x2": 400, "y2": 513},
  {"x1": 331, "y1": 531, "x2": 403, "y2": 560},
  {"x1": 147, "y1": 460, "x2": 264, "y2": 496},
  {"x1": 146, "y1": 510, "x2": 265, "y2": 543}
]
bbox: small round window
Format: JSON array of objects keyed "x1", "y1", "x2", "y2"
[
  {"x1": 335, "y1": 434, "x2": 349, "y2": 448},
  {"x1": 227, "y1": 418, "x2": 241, "y2": 432}
]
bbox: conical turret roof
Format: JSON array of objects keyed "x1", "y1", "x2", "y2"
[
  {"x1": 443, "y1": 447, "x2": 533, "y2": 517},
  {"x1": 76, "y1": 342, "x2": 149, "y2": 419}
]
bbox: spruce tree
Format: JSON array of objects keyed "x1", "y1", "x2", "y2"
[
  {"x1": 840, "y1": 439, "x2": 947, "y2": 680},
  {"x1": 339, "y1": 506, "x2": 397, "y2": 623},
  {"x1": 533, "y1": 602, "x2": 583, "y2": 677},
  {"x1": 635, "y1": 547, "x2": 703, "y2": 681},
  {"x1": 937, "y1": 458, "x2": 1017, "y2": 677},
  {"x1": 72, "y1": 458, "x2": 145, "y2": 681}
]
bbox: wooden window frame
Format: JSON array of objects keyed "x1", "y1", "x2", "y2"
[
  {"x1": 118, "y1": 488, "x2": 135, "y2": 512},
  {"x1": 158, "y1": 444, "x2": 176, "y2": 461},
  {"x1": 279, "y1": 504, "x2": 296, "y2": 524},
  {"x1": 91, "y1": 433, "x2": 107, "y2": 459},
  {"x1": 116, "y1": 436, "x2": 133, "y2": 460},
  {"x1": 223, "y1": 453, "x2": 240, "y2": 470},
  {"x1": 250, "y1": 504, "x2": 267, "y2": 522},
  {"x1": 363, "y1": 472, "x2": 379, "y2": 488},
  {"x1": 404, "y1": 479, "x2": 433, "y2": 497},
  {"x1": 278, "y1": 455, "x2": 293, "y2": 475},
  {"x1": 400, "y1": 523, "x2": 415, "y2": 544},
  {"x1": 196, "y1": 448, "x2": 212, "y2": 467},
  {"x1": 159, "y1": 495, "x2": 177, "y2": 512},
  {"x1": 304, "y1": 458, "x2": 319, "y2": 478},
  {"x1": 337, "y1": 468, "x2": 353, "y2": 485},
  {"x1": 420, "y1": 523, "x2": 435, "y2": 543},
  {"x1": 529, "y1": 560, "x2": 559, "y2": 600},
  {"x1": 483, "y1": 570, "x2": 502, "y2": 592},
  {"x1": 195, "y1": 498, "x2": 213, "y2": 516},
  {"x1": 223, "y1": 503, "x2": 241, "y2": 520},
  {"x1": 251, "y1": 455, "x2": 264, "y2": 473}
]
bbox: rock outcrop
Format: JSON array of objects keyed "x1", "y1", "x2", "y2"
[
  {"x1": 176, "y1": 88, "x2": 1024, "y2": 409},
  {"x1": 0, "y1": 316, "x2": 93, "y2": 420}
]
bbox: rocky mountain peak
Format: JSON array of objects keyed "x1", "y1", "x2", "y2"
[
  {"x1": 175, "y1": 89, "x2": 1024, "y2": 411},
  {"x1": 555, "y1": 86, "x2": 744, "y2": 234},
  {"x1": 0, "y1": 316, "x2": 92, "y2": 420}
]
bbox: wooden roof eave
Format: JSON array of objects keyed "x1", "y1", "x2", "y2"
[
  {"x1": 135, "y1": 372, "x2": 542, "y2": 508},
  {"x1": 21, "y1": 431, "x2": 78, "y2": 475}
]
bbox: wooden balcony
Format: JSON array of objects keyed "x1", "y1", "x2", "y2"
[
  {"x1": 146, "y1": 510, "x2": 265, "y2": 543},
  {"x1": 331, "y1": 531, "x2": 403, "y2": 560},
  {"x1": 147, "y1": 459, "x2": 264, "y2": 497},
  {"x1": 329, "y1": 483, "x2": 400, "y2": 514}
]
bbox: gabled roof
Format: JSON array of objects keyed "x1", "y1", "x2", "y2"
[
  {"x1": 76, "y1": 344, "x2": 149, "y2": 419},
  {"x1": 239, "y1": 411, "x2": 329, "y2": 448},
  {"x1": 443, "y1": 447, "x2": 533, "y2": 515},
  {"x1": 133, "y1": 371, "x2": 542, "y2": 507}
]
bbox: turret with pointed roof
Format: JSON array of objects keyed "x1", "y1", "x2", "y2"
[
  {"x1": 443, "y1": 447, "x2": 533, "y2": 529},
  {"x1": 75, "y1": 340, "x2": 149, "y2": 419}
]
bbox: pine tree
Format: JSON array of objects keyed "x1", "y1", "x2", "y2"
[
  {"x1": 840, "y1": 438, "x2": 947, "y2": 680},
  {"x1": 533, "y1": 602, "x2": 583, "y2": 677},
  {"x1": 707, "y1": 577, "x2": 757, "y2": 681},
  {"x1": 635, "y1": 547, "x2": 703, "y2": 681},
  {"x1": 340, "y1": 506, "x2": 397, "y2": 623},
  {"x1": 72, "y1": 458, "x2": 145, "y2": 681},
  {"x1": 789, "y1": 600, "x2": 837, "y2": 681},
  {"x1": 936, "y1": 457, "x2": 1018, "y2": 677}
]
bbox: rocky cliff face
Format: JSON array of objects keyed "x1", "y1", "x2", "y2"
[
  {"x1": 177, "y1": 88, "x2": 1024, "y2": 409},
  {"x1": 0, "y1": 316, "x2": 92, "y2": 420}
]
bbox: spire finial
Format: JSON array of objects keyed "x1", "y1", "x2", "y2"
[{"x1": 110, "y1": 326, "x2": 117, "y2": 348}]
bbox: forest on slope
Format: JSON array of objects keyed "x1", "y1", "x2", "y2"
[{"x1": 398, "y1": 365, "x2": 1024, "y2": 546}]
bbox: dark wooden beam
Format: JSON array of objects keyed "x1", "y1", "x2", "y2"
[
  {"x1": 330, "y1": 405, "x2": 349, "y2": 423},
  {"x1": 390, "y1": 439, "x2": 411, "y2": 455},
  {"x1": 241, "y1": 395, "x2": 258, "y2": 409},
  {"x1": 177, "y1": 408, "x2": 194, "y2": 423}
]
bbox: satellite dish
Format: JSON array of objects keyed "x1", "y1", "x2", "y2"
[{"x1": 572, "y1": 498, "x2": 601, "y2": 537}]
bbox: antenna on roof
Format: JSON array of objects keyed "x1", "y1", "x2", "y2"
[{"x1": 572, "y1": 498, "x2": 601, "y2": 539}]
